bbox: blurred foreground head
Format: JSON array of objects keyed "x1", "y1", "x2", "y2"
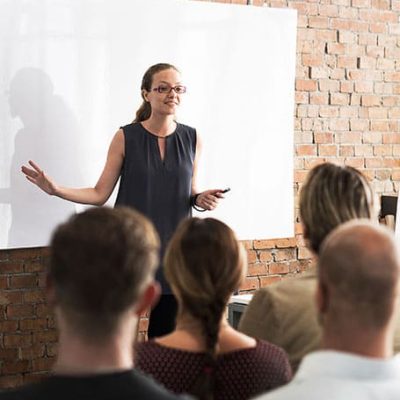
[
  {"x1": 48, "y1": 206, "x2": 159, "y2": 341},
  {"x1": 300, "y1": 163, "x2": 376, "y2": 254},
  {"x1": 318, "y1": 220, "x2": 400, "y2": 335}
]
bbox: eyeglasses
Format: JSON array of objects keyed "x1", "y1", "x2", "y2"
[{"x1": 152, "y1": 84, "x2": 187, "y2": 94}]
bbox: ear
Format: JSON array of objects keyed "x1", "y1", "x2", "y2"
[
  {"x1": 316, "y1": 280, "x2": 329, "y2": 315},
  {"x1": 142, "y1": 89, "x2": 149, "y2": 102},
  {"x1": 135, "y1": 281, "x2": 161, "y2": 316},
  {"x1": 45, "y1": 273, "x2": 57, "y2": 307}
]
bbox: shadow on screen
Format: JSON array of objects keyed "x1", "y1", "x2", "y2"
[{"x1": 2, "y1": 68, "x2": 79, "y2": 248}]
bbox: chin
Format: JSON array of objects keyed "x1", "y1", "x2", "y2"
[{"x1": 163, "y1": 108, "x2": 177, "y2": 116}]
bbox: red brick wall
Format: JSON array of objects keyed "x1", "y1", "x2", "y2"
[
  {"x1": 0, "y1": 248, "x2": 56, "y2": 388},
  {"x1": 1, "y1": 0, "x2": 400, "y2": 389}
]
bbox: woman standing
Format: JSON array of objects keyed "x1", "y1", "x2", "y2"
[{"x1": 21, "y1": 63, "x2": 224, "y2": 337}]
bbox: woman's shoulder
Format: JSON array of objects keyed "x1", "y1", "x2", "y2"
[
  {"x1": 222, "y1": 340, "x2": 292, "y2": 381},
  {"x1": 220, "y1": 339, "x2": 289, "y2": 367},
  {"x1": 120, "y1": 122, "x2": 141, "y2": 132},
  {"x1": 118, "y1": 123, "x2": 146, "y2": 145},
  {"x1": 255, "y1": 338, "x2": 290, "y2": 358},
  {"x1": 253, "y1": 340, "x2": 292, "y2": 378},
  {"x1": 176, "y1": 122, "x2": 195, "y2": 131},
  {"x1": 176, "y1": 123, "x2": 197, "y2": 150},
  {"x1": 176, "y1": 122, "x2": 197, "y2": 137}
]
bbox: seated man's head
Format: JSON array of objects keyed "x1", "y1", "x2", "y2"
[
  {"x1": 47, "y1": 206, "x2": 159, "y2": 343},
  {"x1": 299, "y1": 163, "x2": 376, "y2": 255},
  {"x1": 317, "y1": 221, "x2": 400, "y2": 352}
]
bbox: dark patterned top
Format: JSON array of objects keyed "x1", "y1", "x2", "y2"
[
  {"x1": 115, "y1": 122, "x2": 196, "y2": 294},
  {"x1": 136, "y1": 339, "x2": 292, "y2": 400}
]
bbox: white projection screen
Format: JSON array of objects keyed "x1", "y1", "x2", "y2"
[{"x1": 0, "y1": 0, "x2": 297, "y2": 249}]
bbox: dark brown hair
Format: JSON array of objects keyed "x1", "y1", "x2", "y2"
[
  {"x1": 49, "y1": 206, "x2": 159, "y2": 341},
  {"x1": 299, "y1": 163, "x2": 375, "y2": 254},
  {"x1": 164, "y1": 218, "x2": 246, "y2": 400},
  {"x1": 133, "y1": 63, "x2": 180, "y2": 123}
]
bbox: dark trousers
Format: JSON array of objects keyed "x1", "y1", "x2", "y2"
[{"x1": 148, "y1": 294, "x2": 178, "y2": 339}]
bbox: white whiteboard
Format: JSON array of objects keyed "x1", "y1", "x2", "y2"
[{"x1": 0, "y1": 0, "x2": 297, "y2": 249}]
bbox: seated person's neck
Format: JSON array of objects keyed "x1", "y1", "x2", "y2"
[
  {"x1": 54, "y1": 317, "x2": 136, "y2": 375},
  {"x1": 322, "y1": 320, "x2": 394, "y2": 359}
]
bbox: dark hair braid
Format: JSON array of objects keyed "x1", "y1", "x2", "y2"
[{"x1": 185, "y1": 296, "x2": 226, "y2": 400}]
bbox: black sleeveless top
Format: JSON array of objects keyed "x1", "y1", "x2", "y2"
[{"x1": 115, "y1": 122, "x2": 196, "y2": 293}]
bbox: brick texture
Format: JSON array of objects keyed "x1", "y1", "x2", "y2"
[{"x1": 1, "y1": 0, "x2": 400, "y2": 389}]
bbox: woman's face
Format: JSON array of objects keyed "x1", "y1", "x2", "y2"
[{"x1": 144, "y1": 68, "x2": 185, "y2": 117}]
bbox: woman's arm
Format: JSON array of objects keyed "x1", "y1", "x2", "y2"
[
  {"x1": 191, "y1": 132, "x2": 202, "y2": 196},
  {"x1": 191, "y1": 133, "x2": 224, "y2": 211},
  {"x1": 21, "y1": 129, "x2": 125, "y2": 206}
]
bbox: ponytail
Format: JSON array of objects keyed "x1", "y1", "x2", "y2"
[{"x1": 133, "y1": 98, "x2": 152, "y2": 123}]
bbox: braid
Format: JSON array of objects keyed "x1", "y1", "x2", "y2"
[{"x1": 185, "y1": 297, "x2": 226, "y2": 400}]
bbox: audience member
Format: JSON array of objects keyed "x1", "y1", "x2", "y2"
[
  {"x1": 255, "y1": 221, "x2": 400, "y2": 400},
  {"x1": 136, "y1": 217, "x2": 291, "y2": 400},
  {"x1": 1, "y1": 207, "x2": 186, "y2": 400},
  {"x1": 239, "y1": 163, "x2": 379, "y2": 370}
]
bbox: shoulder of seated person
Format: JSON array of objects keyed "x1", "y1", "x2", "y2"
[
  {"x1": 218, "y1": 330, "x2": 257, "y2": 353},
  {"x1": 252, "y1": 272, "x2": 317, "y2": 308},
  {"x1": 259, "y1": 269, "x2": 316, "y2": 293}
]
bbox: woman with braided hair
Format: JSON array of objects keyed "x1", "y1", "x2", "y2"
[{"x1": 136, "y1": 218, "x2": 291, "y2": 400}]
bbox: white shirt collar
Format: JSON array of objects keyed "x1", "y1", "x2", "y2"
[{"x1": 295, "y1": 350, "x2": 400, "y2": 382}]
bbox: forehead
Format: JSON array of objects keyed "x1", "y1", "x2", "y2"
[{"x1": 152, "y1": 68, "x2": 181, "y2": 84}]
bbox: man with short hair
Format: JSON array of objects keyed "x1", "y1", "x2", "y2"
[
  {"x1": 255, "y1": 221, "x2": 400, "y2": 400},
  {"x1": 2, "y1": 207, "x2": 186, "y2": 400}
]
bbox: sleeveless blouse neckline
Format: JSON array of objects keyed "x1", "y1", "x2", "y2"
[{"x1": 139, "y1": 122, "x2": 178, "y2": 139}]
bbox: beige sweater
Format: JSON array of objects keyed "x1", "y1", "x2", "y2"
[{"x1": 239, "y1": 270, "x2": 400, "y2": 372}]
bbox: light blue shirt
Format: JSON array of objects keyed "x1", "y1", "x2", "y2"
[{"x1": 253, "y1": 350, "x2": 400, "y2": 400}]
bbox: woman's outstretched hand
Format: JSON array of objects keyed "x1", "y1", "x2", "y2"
[
  {"x1": 195, "y1": 189, "x2": 226, "y2": 211},
  {"x1": 21, "y1": 160, "x2": 58, "y2": 196}
]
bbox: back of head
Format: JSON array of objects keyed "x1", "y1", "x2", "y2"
[
  {"x1": 318, "y1": 220, "x2": 400, "y2": 331},
  {"x1": 50, "y1": 206, "x2": 159, "y2": 340},
  {"x1": 299, "y1": 162, "x2": 375, "y2": 254},
  {"x1": 164, "y1": 217, "x2": 246, "y2": 400}
]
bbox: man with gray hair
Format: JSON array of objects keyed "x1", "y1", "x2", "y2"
[{"x1": 255, "y1": 220, "x2": 400, "y2": 400}]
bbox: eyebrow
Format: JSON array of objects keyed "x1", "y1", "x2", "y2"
[{"x1": 159, "y1": 80, "x2": 183, "y2": 85}]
